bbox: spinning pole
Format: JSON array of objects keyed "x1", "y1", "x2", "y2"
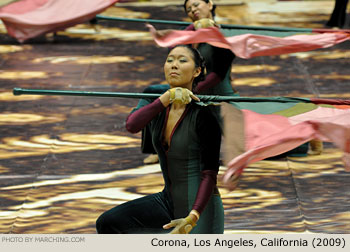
[
  {"x1": 13, "y1": 88, "x2": 350, "y2": 105},
  {"x1": 96, "y1": 15, "x2": 350, "y2": 34}
]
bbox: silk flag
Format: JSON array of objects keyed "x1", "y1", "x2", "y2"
[
  {"x1": 0, "y1": 0, "x2": 119, "y2": 43},
  {"x1": 221, "y1": 99, "x2": 350, "y2": 190},
  {"x1": 148, "y1": 25, "x2": 350, "y2": 59}
]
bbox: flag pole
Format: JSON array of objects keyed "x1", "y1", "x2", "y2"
[
  {"x1": 12, "y1": 88, "x2": 350, "y2": 105},
  {"x1": 95, "y1": 15, "x2": 350, "y2": 34}
]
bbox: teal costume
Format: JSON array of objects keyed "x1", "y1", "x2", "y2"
[
  {"x1": 149, "y1": 102, "x2": 224, "y2": 233},
  {"x1": 96, "y1": 99, "x2": 224, "y2": 234},
  {"x1": 195, "y1": 42, "x2": 236, "y2": 96}
]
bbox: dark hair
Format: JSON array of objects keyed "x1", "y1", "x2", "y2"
[
  {"x1": 183, "y1": 0, "x2": 216, "y2": 18},
  {"x1": 168, "y1": 45, "x2": 206, "y2": 89}
]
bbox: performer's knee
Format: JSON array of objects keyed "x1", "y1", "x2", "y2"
[
  {"x1": 96, "y1": 212, "x2": 121, "y2": 234},
  {"x1": 95, "y1": 213, "x2": 107, "y2": 233}
]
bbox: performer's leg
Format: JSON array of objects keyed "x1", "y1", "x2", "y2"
[
  {"x1": 326, "y1": 0, "x2": 349, "y2": 28},
  {"x1": 96, "y1": 192, "x2": 173, "y2": 234}
]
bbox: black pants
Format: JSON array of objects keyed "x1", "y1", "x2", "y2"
[{"x1": 96, "y1": 192, "x2": 173, "y2": 234}]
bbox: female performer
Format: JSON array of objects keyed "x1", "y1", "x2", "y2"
[
  {"x1": 143, "y1": 0, "x2": 236, "y2": 164},
  {"x1": 96, "y1": 45, "x2": 224, "y2": 234},
  {"x1": 183, "y1": 0, "x2": 236, "y2": 95}
]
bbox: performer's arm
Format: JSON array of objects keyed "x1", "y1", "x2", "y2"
[
  {"x1": 126, "y1": 91, "x2": 172, "y2": 133},
  {"x1": 186, "y1": 23, "x2": 234, "y2": 94},
  {"x1": 125, "y1": 98, "x2": 164, "y2": 133},
  {"x1": 191, "y1": 107, "x2": 221, "y2": 216},
  {"x1": 194, "y1": 46, "x2": 235, "y2": 94},
  {"x1": 185, "y1": 24, "x2": 195, "y2": 31},
  {"x1": 186, "y1": 22, "x2": 234, "y2": 94}
]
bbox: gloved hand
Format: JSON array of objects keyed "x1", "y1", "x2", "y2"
[
  {"x1": 163, "y1": 216, "x2": 197, "y2": 234},
  {"x1": 168, "y1": 87, "x2": 199, "y2": 105},
  {"x1": 146, "y1": 24, "x2": 172, "y2": 38},
  {"x1": 194, "y1": 18, "x2": 217, "y2": 30},
  {"x1": 308, "y1": 139, "x2": 323, "y2": 155}
]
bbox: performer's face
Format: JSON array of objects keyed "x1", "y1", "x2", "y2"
[
  {"x1": 164, "y1": 46, "x2": 201, "y2": 89},
  {"x1": 185, "y1": 0, "x2": 213, "y2": 22}
]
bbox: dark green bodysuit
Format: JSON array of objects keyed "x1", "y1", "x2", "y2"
[
  {"x1": 149, "y1": 101, "x2": 224, "y2": 233},
  {"x1": 96, "y1": 98, "x2": 224, "y2": 234}
]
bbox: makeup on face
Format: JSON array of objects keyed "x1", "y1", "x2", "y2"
[
  {"x1": 185, "y1": 0, "x2": 212, "y2": 21},
  {"x1": 164, "y1": 47, "x2": 199, "y2": 89}
]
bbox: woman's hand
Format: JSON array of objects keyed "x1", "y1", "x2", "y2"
[
  {"x1": 146, "y1": 24, "x2": 172, "y2": 38},
  {"x1": 163, "y1": 217, "x2": 195, "y2": 234},
  {"x1": 163, "y1": 210, "x2": 200, "y2": 234},
  {"x1": 159, "y1": 87, "x2": 200, "y2": 107},
  {"x1": 193, "y1": 18, "x2": 217, "y2": 30},
  {"x1": 163, "y1": 217, "x2": 194, "y2": 234}
]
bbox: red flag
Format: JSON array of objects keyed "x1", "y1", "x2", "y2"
[
  {"x1": 221, "y1": 102, "x2": 350, "y2": 190},
  {"x1": 0, "y1": 0, "x2": 119, "y2": 42},
  {"x1": 148, "y1": 25, "x2": 350, "y2": 59}
]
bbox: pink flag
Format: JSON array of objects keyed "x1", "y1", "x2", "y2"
[
  {"x1": 0, "y1": 0, "x2": 119, "y2": 42},
  {"x1": 221, "y1": 104, "x2": 350, "y2": 190},
  {"x1": 148, "y1": 25, "x2": 350, "y2": 59}
]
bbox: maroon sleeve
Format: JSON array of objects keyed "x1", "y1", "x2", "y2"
[
  {"x1": 185, "y1": 24, "x2": 195, "y2": 31},
  {"x1": 193, "y1": 72, "x2": 222, "y2": 94},
  {"x1": 125, "y1": 98, "x2": 165, "y2": 133},
  {"x1": 194, "y1": 44, "x2": 235, "y2": 94},
  {"x1": 192, "y1": 170, "x2": 217, "y2": 214},
  {"x1": 191, "y1": 107, "x2": 221, "y2": 214}
]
